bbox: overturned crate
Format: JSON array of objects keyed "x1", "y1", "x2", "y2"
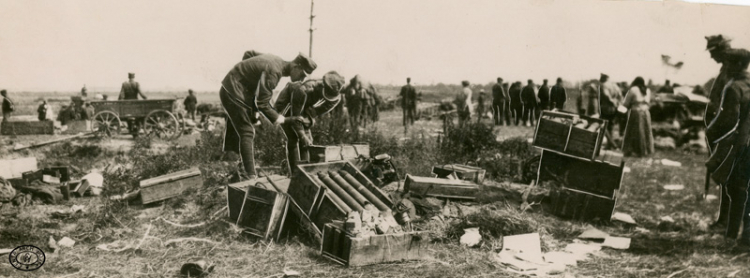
[
  {"x1": 287, "y1": 161, "x2": 393, "y2": 235},
  {"x1": 140, "y1": 168, "x2": 202, "y2": 205},
  {"x1": 321, "y1": 223, "x2": 431, "y2": 266},
  {"x1": 227, "y1": 175, "x2": 291, "y2": 241},
  {"x1": 537, "y1": 150, "x2": 624, "y2": 221},
  {"x1": 404, "y1": 175, "x2": 480, "y2": 201},
  {"x1": 533, "y1": 111, "x2": 607, "y2": 160},
  {"x1": 432, "y1": 164, "x2": 486, "y2": 184}
]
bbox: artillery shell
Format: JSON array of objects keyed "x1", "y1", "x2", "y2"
[
  {"x1": 317, "y1": 172, "x2": 364, "y2": 212},
  {"x1": 328, "y1": 171, "x2": 369, "y2": 206},
  {"x1": 311, "y1": 174, "x2": 352, "y2": 213},
  {"x1": 338, "y1": 170, "x2": 390, "y2": 211}
]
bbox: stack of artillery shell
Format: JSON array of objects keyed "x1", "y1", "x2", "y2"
[{"x1": 315, "y1": 171, "x2": 391, "y2": 214}]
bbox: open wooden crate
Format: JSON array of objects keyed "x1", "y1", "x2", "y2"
[
  {"x1": 431, "y1": 164, "x2": 486, "y2": 184},
  {"x1": 226, "y1": 175, "x2": 291, "y2": 241},
  {"x1": 287, "y1": 161, "x2": 393, "y2": 233},
  {"x1": 537, "y1": 150, "x2": 624, "y2": 221},
  {"x1": 533, "y1": 111, "x2": 607, "y2": 160},
  {"x1": 321, "y1": 224, "x2": 431, "y2": 266},
  {"x1": 404, "y1": 175, "x2": 480, "y2": 201},
  {"x1": 307, "y1": 144, "x2": 370, "y2": 163},
  {"x1": 1, "y1": 120, "x2": 54, "y2": 135},
  {"x1": 140, "y1": 168, "x2": 202, "y2": 205}
]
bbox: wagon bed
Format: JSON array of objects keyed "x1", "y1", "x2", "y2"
[{"x1": 89, "y1": 99, "x2": 183, "y2": 139}]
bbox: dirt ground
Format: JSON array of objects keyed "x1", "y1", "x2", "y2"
[{"x1": 1, "y1": 108, "x2": 749, "y2": 278}]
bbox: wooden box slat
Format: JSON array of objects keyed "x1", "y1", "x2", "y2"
[
  {"x1": 548, "y1": 188, "x2": 617, "y2": 221},
  {"x1": 227, "y1": 175, "x2": 290, "y2": 222},
  {"x1": 308, "y1": 144, "x2": 370, "y2": 163},
  {"x1": 139, "y1": 168, "x2": 202, "y2": 204},
  {"x1": 533, "y1": 111, "x2": 607, "y2": 160},
  {"x1": 321, "y1": 224, "x2": 431, "y2": 266},
  {"x1": 537, "y1": 150, "x2": 623, "y2": 199},
  {"x1": 404, "y1": 175, "x2": 480, "y2": 200},
  {"x1": 1, "y1": 121, "x2": 54, "y2": 135},
  {"x1": 431, "y1": 164, "x2": 486, "y2": 184}
]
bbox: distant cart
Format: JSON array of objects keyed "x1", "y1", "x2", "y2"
[{"x1": 89, "y1": 99, "x2": 184, "y2": 139}]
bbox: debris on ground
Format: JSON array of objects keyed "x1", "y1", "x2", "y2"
[
  {"x1": 578, "y1": 227, "x2": 608, "y2": 241},
  {"x1": 404, "y1": 174, "x2": 480, "y2": 201},
  {"x1": 140, "y1": 167, "x2": 202, "y2": 205},
  {"x1": 660, "y1": 159, "x2": 682, "y2": 167},
  {"x1": 57, "y1": 236, "x2": 76, "y2": 248},
  {"x1": 180, "y1": 260, "x2": 215, "y2": 277},
  {"x1": 602, "y1": 236, "x2": 631, "y2": 250},
  {"x1": 459, "y1": 227, "x2": 481, "y2": 247},
  {"x1": 611, "y1": 212, "x2": 637, "y2": 225},
  {"x1": 663, "y1": 184, "x2": 685, "y2": 191}
]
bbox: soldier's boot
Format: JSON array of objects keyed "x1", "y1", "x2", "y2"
[
  {"x1": 726, "y1": 186, "x2": 749, "y2": 239},
  {"x1": 711, "y1": 185, "x2": 731, "y2": 232}
]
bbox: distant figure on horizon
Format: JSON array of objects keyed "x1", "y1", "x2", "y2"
[
  {"x1": 598, "y1": 73, "x2": 622, "y2": 143},
  {"x1": 521, "y1": 79, "x2": 538, "y2": 126},
  {"x1": 81, "y1": 84, "x2": 88, "y2": 97},
  {"x1": 456, "y1": 80, "x2": 472, "y2": 127},
  {"x1": 658, "y1": 79, "x2": 674, "y2": 94},
  {"x1": 477, "y1": 89, "x2": 487, "y2": 123},
  {"x1": 550, "y1": 77, "x2": 567, "y2": 111},
  {"x1": 538, "y1": 79, "x2": 551, "y2": 112},
  {"x1": 37, "y1": 99, "x2": 53, "y2": 121},
  {"x1": 509, "y1": 82, "x2": 523, "y2": 126},
  {"x1": 1, "y1": 90, "x2": 13, "y2": 123},
  {"x1": 491, "y1": 77, "x2": 508, "y2": 126},
  {"x1": 119, "y1": 72, "x2": 147, "y2": 100},
  {"x1": 621, "y1": 77, "x2": 654, "y2": 157},
  {"x1": 400, "y1": 77, "x2": 417, "y2": 133},
  {"x1": 184, "y1": 89, "x2": 198, "y2": 121}
]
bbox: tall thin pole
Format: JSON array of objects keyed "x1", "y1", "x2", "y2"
[{"x1": 309, "y1": 0, "x2": 315, "y2": 58}]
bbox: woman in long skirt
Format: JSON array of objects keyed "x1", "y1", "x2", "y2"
[{"x1": 622, "y1": 77, "x2": 655, "y2": 157}]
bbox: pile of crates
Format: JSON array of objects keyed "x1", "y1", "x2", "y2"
[{"x1": 533, "y1": 111, "x2": 625, "y2": 221}]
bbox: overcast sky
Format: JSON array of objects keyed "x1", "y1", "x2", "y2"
[{"x1": 1, "y1": 0, "x2": 749, "y2": 92}]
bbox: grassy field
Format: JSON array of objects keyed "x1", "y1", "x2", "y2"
[{"x1": 1, "y1": 98, "x2": 747, "y2": 277}]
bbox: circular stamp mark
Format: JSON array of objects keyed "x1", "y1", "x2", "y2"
[{"x1": 8, "y1": 245, "x2": 45, "y2": 271}]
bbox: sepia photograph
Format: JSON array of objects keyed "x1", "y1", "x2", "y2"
[{"x1": 1, "y1": 0, "x2": 750, "y2": 277}]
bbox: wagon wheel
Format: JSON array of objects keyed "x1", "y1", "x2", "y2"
[
  {"x1": 143, "y1": 110, "x2": 181, "y2": 140},
  {"x1": 92, "y1": 111, "x2": 122, "y2": 137}
]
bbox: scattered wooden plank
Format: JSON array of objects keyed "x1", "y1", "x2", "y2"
[
  {"x1": 404, "y1": 175, "x2": 480, "y2": 200},
  {"x1": 13, "y1": 132, "x2": 94, "y2": 152},
  {"x1": 139, "y1": 168, "x2": 202, "y2": 205}
]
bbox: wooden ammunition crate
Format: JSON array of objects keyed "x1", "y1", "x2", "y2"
[
  {"x1": 321, "y1": 224, "x2": 431, "y2": 266},
  {"x1": 537, "y1": 150, "x2": 624, "y2": 199},
  {"x1": 404, "y1": 175, "x2": 480, "y2": 200},
  {"x1": 1, "y1": 121, "x2": 54, "y2": 135},
  {"x1": 140, "y1": 168, "x2": 202, "y2": 205},
  {"x1": 288, "y1": 161, "x2": 393, "y2": 232},
  {"x1": 63, "y1": 120, "x2": 91, "y2": 134},
  {"x1": 226, "y1": 175, "x2": 291, "y2": 240},
  {"x1": 547, "y1": 188, "x2": 617, "y2": 221},
  {"x1": 308, "y1": 144, "x2": 370, "y2": 163},
  {"x1": 431, "y1": 164, "x2": 486, "y2": 184},
  {"x1": 533, "y1": 111, "x2": 607, "y2": 160}
]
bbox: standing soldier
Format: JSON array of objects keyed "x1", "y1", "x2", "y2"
[
  {"x1": 220, "y1": 50, "x2": 316, "y2": 181},
  {"x1": 400, "y1": 77, "x2": 417, "y2": 133},
  {"x1": 37, "y1": 100, "x2": 53, "y2": 121},
  {"x1": 704, "y1": 49, "x2": 750, "y2": 247},
  {"x1": 538, "y1": 79, "x2": 551, "y2": 112},
  {"x1": 184, "y1": 89, "x2": 198, "y2": 121},
  {"x1": 550, "y1": 77, "x2": 567, "y2": 111},
  {"x1": 1, "y1": 90, "x2": 13, "y2": 123},
  {"x1": 521, "y1": 80, "x2": 538, "y2": 127},
  {"x1": 119, "y1": 72, "x2": 148, "y2": 136},
  {"x1": 275, "y1": 71, "x2": 344, "y2": 173},
  {"x1": 704, "y1": 35, "x2": 733, "y2": 230},
  {"x1": 456, "y1": 80, "x2": 472, "y2": 127},
  {"x1": 81, "y1": 85, "x2": 88, "y2": 97},
  {"x1": 491, "y1": 77, "x2": 507, "y2": 126},
  {"x1": 509, "y1": 82, "x2": 523, "y2": 126},
  {"x1": 476, "y1": 89, "x2": 487, "y2": 123},
  {"x1": 598, "y1": 73, "x2": 622, "y2": 149}
]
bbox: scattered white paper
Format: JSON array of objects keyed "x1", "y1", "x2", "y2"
[
  {"x1": 623, "y1": 167, "x2": 631, "y2": 173},
  {"x1": 544, "y1": 251, "x2": 579, "y2": 266},
  {"x1": 460, "y1": 228, "x2": 481, "y2": 247},
  {"x1": 578, "y1": 227, "x2": 608, "y2": 240},
  {"x1": 612, "y1": 212, "x2": 637, "y2": 225},
  {"x1": 602, "y1": 236, "x2": 631, "y2": 250},
  {"x1": 565, "y1": 243, "x2": 601, "y2": 256},
  {"x1": 705, "y1": 194, "x2": 718, "y2": 201},
  {"x1": 660, "y1": 216, "x2": 675, "y2": 223},
  {"x1": 663, "y1": 184, "x2": 684, "y2": 191},
  {"x1": 502, "y1": 233, "x2": 544, "y2": 264},
  {"x1": 660, "y1": 159, "x2": 682, "y2": 167}
]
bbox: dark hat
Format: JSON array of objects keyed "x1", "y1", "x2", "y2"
[
  {"x1": 706, "y1": 35, "x2": 731, "y2": 51},
  {"x1": 188, "y1": 89, "x2": 194, "y2": 94},
  {"x1": 543, "y1": 79, "x2": 548, "y2": 83},
  {"x1": 322, "y1": 71, "x2": 345, "y2": 99},
  {"x1": 0, "y1": 89, "x2": 6, "y2": 95},
  {"x1": 556, "y1": 77, "x2": 562, "y2": 82},
  {"x1": 461, "y1": 80, "x2": 470, "y2": 86},
  {"x1": 600, "y1": 73, "x2": 609, "y2": 79},
  {"x1": 293, "y1": 53, "x2": 317, "y2": 74},
  {"x1": 497, "y1": 77, "x2": 503, "y2": 81},
  {"x1": 407, "y1": 77, "x2": 411, "y2": 82},
  {"x1": 128, "y1": 72, "x2": 135, "y2": 78}
]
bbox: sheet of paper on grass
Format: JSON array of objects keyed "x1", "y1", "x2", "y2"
[
  {"x1": 602, "y1": 236, "x2": 631, "y2": 250},
  {"x1": 578, "y1": 227, "x2": 608, "y2": 241},
  {"x1": 612, "y1": 212, "x2": 637, "y2": 225},
  {"x1": 502, "y1": 233, "x2": 545, "y2": 264}
]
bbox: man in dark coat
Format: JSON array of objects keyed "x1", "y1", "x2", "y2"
[
  {"x1": 658, "y1": 80, "x2": 674, "y2": 94},
  {"x1": 491, "y1": 77, "x2": 507, "y2": 126},
  {"x1": 550, "y1": 77, "x2": 567, "y2": 111},
  {"x1": 184, "y1": 89, "x2": 198, "y2": 121},
  {"x1": 704, "y1": 35, "x2": 733, "y2": 229},
  {"x1": 538, "y1": 79, "x2": 551, "y2": 112},
  {"x1": 221, "y1": 50, "x2": 316, "y2": 180},
  {"x1": 704, "y1": 49, "x2": 750, "y2": 246},
  {"x1": 275, "y1": 71, "x2": 344, "y2": 173},
  {"x1": 400, "y1": 77, "x2": 417, "y2": 133},
  {"x1": 521, "y1": 80, "x2": 538, "y2": 126},
  {"x1": 509, "y1": 82, "x2": 523, "y2": 126},
  {"x1": 119, "y1": 72, "x2": 148, "y2": 135},
  {"x1": 1, "y1": 90, "x2": 13, "y2": 123}
]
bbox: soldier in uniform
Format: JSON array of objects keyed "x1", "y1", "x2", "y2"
[
  {"x1": 521, "y1": 79, "x2": 538, "y2": 127},
  {"x1": 538, "y1": 79, "x2": 551, "y2": 112},
  {"x1": 275, "y1": 71, "x2": 345, "y2": 173},
  {"x1": 705, "y1": 49, "x2": 750, "y2": 247},
  {"x1": 220, "y1": 50, "x2": 316, "y2": 181},
  {"x1": 491, "y1": 77, "x2": 507, "y2": 126},
  {"x1": 400, "y1": 77, "x2": 417, "y2": 133},
  {"x1": 184, "y1": 89, "x2": 198, "y2": 121},
  {"x1": 550, "y1": 77, "x2": 567, "y2": 111},
  {"x1": 704, "y1": 35, "x2": 733, "y2": 229},
  {"x1": 509, "y1": 82, "x2": 523, "y2": 126},
  {"x1": 1, "y1": 90, "x2": 13, "y2": 123},
  {"x1": 119, "y1": 72, "x2": 148, "y2": 135}
]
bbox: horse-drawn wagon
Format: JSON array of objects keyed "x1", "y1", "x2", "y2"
[{"x1": 89, "y1": 99, "x2": 184, "y2": 139}]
